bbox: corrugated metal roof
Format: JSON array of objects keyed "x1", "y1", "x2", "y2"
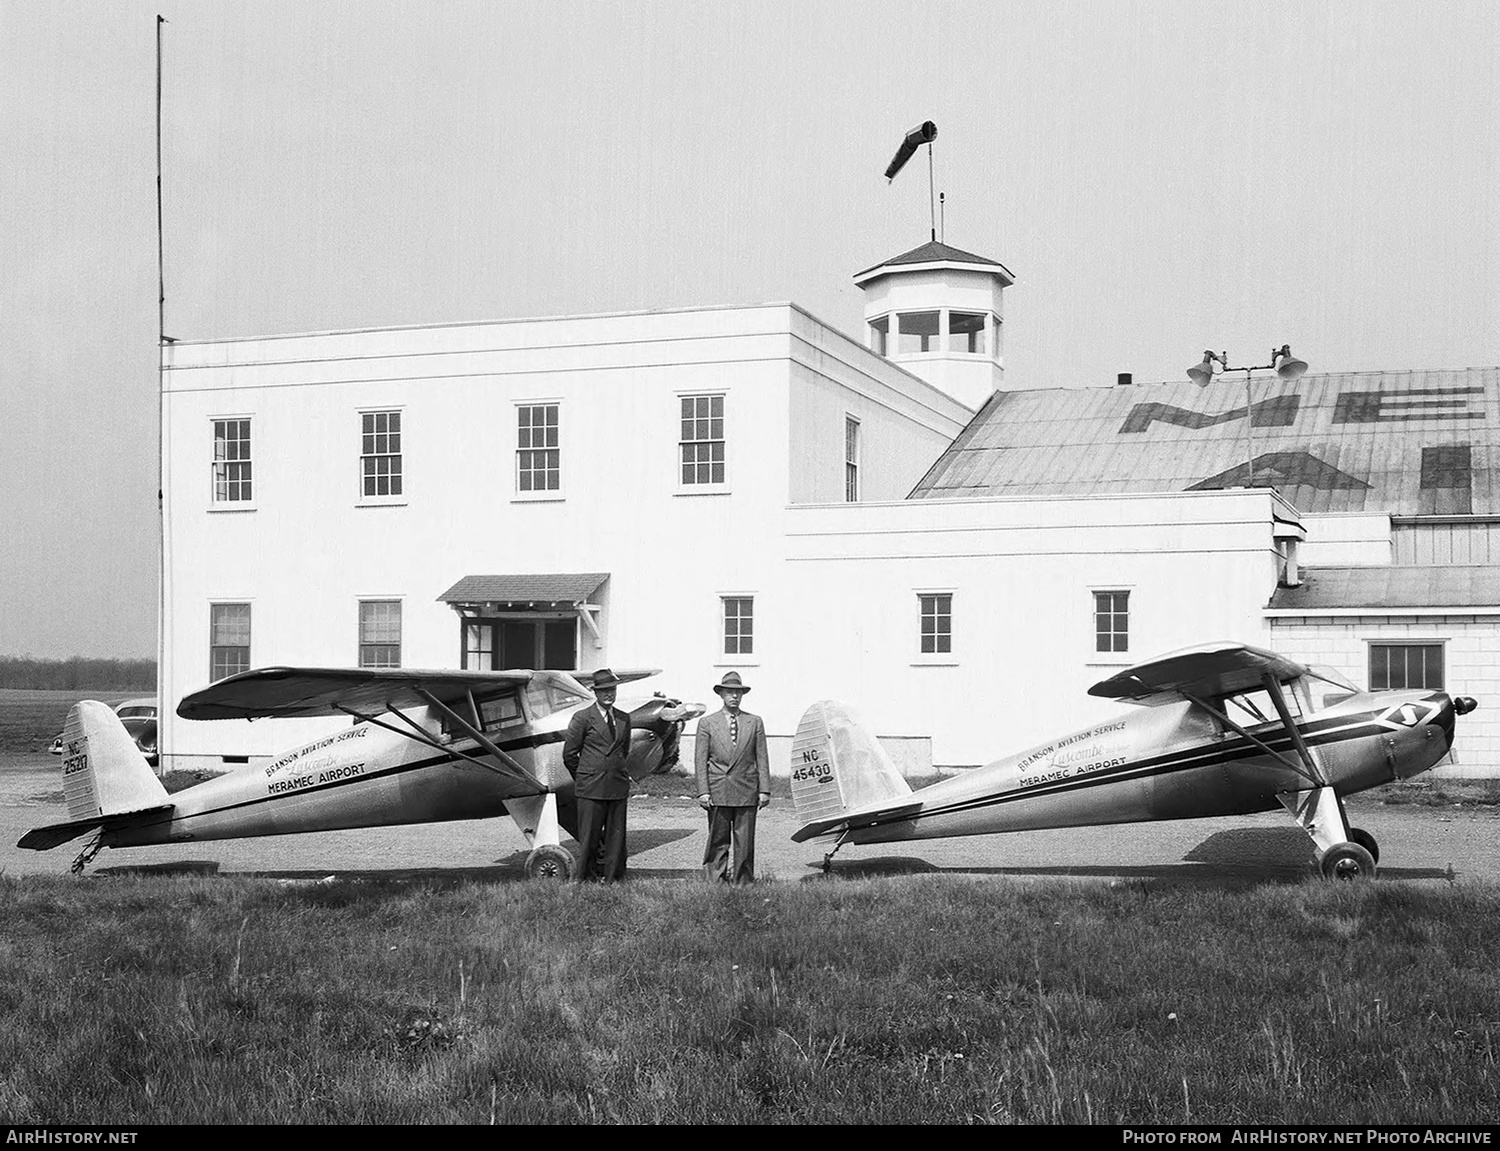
[
  {"x1": 437, "y1": 573, "x2": 607, "y2": 606},
  {"x1": 1268, "y1": 566, "x2": 1500, "y2": 610},
  {"x1": 909, "y1": 367, "x2": 1500, "y2": 515}
]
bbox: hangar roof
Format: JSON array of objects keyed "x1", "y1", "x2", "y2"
[
  {"x1": 908, "y1": 367, "x2": 1500, "y2": 516},
  {"x1": 1267, "y1": 565, "x2": 1500, "y2": 611}
]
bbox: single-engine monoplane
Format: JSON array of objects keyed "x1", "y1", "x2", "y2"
[
  {"x1": 791, "y1": 642, "x2": 1476, "y2": 879},
  {"x1": 20, "y1": 666, "x2": 702, "y2": 879}
]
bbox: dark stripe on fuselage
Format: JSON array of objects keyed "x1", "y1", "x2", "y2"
[
  {"x1": 139, "y1": 728, "x2": 568, "y2": 832},
  {"x1": 874, "y1": 710, "x2": 1397, "y2": 828}
]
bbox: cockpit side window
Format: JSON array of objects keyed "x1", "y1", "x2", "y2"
[{"x1": 476, "y1": 690, "x2": 525, "y2": 733}]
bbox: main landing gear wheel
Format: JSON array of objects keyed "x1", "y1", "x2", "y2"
[
  {"x1": 1321, "y1": 841, "x2": 1377, "y2": 881},
  {"x1": 1347, "y1": 827, "x2": 1380, "y2": 865},
  {"x1": 524, "y1": 844, "x2": 576, "y2": 881}
]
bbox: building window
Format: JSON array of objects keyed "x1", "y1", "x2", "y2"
[
  {"x1": 464, "y1": 621, "x2": 495, "y2": 670},
  {"x1": 1094, "y1": 591, "x2": 1129, "y2": 653},
  {"x1": 722, "y1": 596, "x2": 753, "y2": 656},
  {"x1": 949, "y1": 312, "x2": 987, "y2": 354},
  {"x1": 897, "y1": 311, "x2": 940, "y2": 353},
  {"x1": 211, "y1": 418, "x2": 253, "y2": 503},
  {"x1": 919, "y1": 594, "x2": 952, "y2": 654},
  {"x1": 361, "y1": 410, "x2": 403, "y2": 498},
  {"x1": 680, "y1": 394, "x2": 725, "y2": 486},
  {"x1": 1369, "y1": 643, "x2": 1444, "y2": 690},
  {"x1": 210, "y1": 603, "x2": 251, "y2": 682},
  {"x1": 845, "y1": 416, "x2": 860, "y2": 502},
  {"x1": 517, "y1": 404, "x2": 560, "y2": 494},
  {"x1": 869, "y1": 315, "x2": 889, "y2": 356},
  {"x1": 359, "y1": 600, "x2": 402, "y2": 668}
]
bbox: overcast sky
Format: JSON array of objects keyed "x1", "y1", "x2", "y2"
[{"x1": 2, "y1": 0, "x2": 1497, "y2": 660}]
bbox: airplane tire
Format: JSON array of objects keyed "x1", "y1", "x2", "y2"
[
  {"x1": 1347, "y1": 827, "x2": 1380, "y2": 865},
  {"x1": 524, "y1": 844, "x2": 576, "y2": 881},
  {"x1": 1320, "y1": 842, "x2": 1377, "y2": 881}
]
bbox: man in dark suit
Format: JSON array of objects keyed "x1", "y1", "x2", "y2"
[
  {"x1": 694, "y1": 671, "x2": 771, "y2": 884},
  {"x1": 562, "y1": 668, "x2": 633, "y2": 881}
]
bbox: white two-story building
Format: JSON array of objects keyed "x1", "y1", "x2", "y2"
[{"x1": 157, "y1": 239, "x2": 1500, "y2": 775}]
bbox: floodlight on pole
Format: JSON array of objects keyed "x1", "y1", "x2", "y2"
[{"x1": 1186, "y1": 345, "x2": 1311, "y2": 486}]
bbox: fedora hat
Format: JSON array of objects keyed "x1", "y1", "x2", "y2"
[
  {"x1": 591, "y1": 668, "x2": 621, "y2": 690},
  {"x1": 713, "y1": 671, "x2": 751, "y2": 695}
]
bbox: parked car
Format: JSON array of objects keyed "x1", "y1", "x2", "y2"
[{"x1": 50, "y1": 696, "x2": 158, "y2": 767}]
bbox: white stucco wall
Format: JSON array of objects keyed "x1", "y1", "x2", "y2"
[
  {"x1": 1267, "y1": 614, "x2": 1500, "y2": 778},
  {"x1": 157, "y1": 304, "x2": 970, "y2": 770},
  {"x1": 1297, "y1": 513, "x2": 1393, "y2": 566},
  {"x1": 772, "y1": 489, "x2": 1295, "y2": 765}
]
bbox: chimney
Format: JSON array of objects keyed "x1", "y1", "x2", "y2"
[{"x1": 1117, "y1": 373, "x2": 1133, "y2": 387}]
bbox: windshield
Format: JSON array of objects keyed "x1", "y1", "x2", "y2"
[{"x1": 1306, "y1": 665, "x2": 1360, "y2": 694}]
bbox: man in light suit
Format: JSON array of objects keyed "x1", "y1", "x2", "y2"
[
  {"x1": 694, "y1": 671, "x2": 771, "y2": 884},
  {"x1": 562, "y1": 668, "x2": 633, "y2": 882}
]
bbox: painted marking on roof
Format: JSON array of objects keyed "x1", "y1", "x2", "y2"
[
  {"x1": 1333, "y1": 388, "x2": 1485, "y2": 424},
  {"x1": 1120, "y1": 395, "x2": 1300, "y2": 434},
  {"x1": 1187, "y1": 451, "x2": 1372, "y2": 493}
]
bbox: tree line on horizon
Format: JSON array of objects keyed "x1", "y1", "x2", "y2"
[{"x1": 0, "y1": 656, "x2": 156, "y2": 691}]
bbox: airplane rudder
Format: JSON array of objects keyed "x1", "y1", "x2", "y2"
[
  {"x1": 62, "y1": 700, "x2": 169, "y2": 819},
  {"x1": 791, "y1": 701, "x2": 847, "y2": 824}
]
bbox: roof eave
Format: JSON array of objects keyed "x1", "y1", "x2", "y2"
[{"x1": 853, "y1": 259, "x2": 1016, "y2": 288}]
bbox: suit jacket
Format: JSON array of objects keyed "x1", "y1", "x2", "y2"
[
  {"x1": 563, "y1": 704, "x2": 633, "y2": 801},
  {"x1": 694, "y1": 707, "x2": 770, "y2": 807}
]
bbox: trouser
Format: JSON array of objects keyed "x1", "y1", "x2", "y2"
[
  {"x1": 703, "y1": 804, "x2": 758, "y2": 884},
  {"x1": 575, "y1": 795, "x2": 627, "y2": 881}
]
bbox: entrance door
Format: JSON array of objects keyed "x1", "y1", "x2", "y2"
[{"x1": 465, "y1": 618, "x2": 577, "y2": 670}]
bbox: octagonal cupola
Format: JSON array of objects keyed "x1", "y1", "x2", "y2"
[{"x1": 854, "y1": 240, "x2": 1014, "y2": 409}]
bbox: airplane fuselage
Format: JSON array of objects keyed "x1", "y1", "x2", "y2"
[
  {"x1": 841, "y1": 689, "x2": 1458, "y2": 846},
  {"x1": 101, "y1": 694, "x2": 679, "y2": 851}
]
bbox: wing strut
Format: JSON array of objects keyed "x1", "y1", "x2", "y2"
[
  {"x1": 1181, "y1": 686, "x2": 1325, "y2": 788},
  {"x1": 1258, "y1": 672, "x2": 1329, "y2": 786},
  {"x1": 330, "y1": 698, "x2": 541, "y2": 787},
  {"x1": 412, "y1": 687, "x2": 541, "y2": 781}
]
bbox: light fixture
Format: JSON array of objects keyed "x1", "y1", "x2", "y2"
[
  {"x1": 1273, "y1": 345, "x2": 1308, "y2": 380},
  {"x1": 1183, "y1": 344, "x2": 1312, "y2": 487},
  {"x1": 1187, "y1": 351, "x2": 1219, "y2": 387}
]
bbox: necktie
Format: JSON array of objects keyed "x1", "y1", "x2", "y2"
[
  {"x1": 729, "y1": 713, "x2": 738, "y2": 743},
  {"x1": 606, "y1": 710, "x2": 616, "y2": 740}
]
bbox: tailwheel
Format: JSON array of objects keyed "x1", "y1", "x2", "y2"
[
  {"x1": 1347, "y1": 827, "x2": 1380, "y2": 866},
  {"x1": 1320, "y1": 841, "x2": 1377, "y2": 881},
  {"x1": 70, "y1": 830, "x2": 104, "y2": 875},
  {"x1": 524, "y1": 843, "x2": 576, "y2": 881}
]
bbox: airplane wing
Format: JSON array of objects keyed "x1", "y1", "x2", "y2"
[
  {"x1": 1087, "y1": 642, "x2": 1310, "y2": 704},
  {"x1": 178, "y1": 666, "x2": 662, "y2": 720},
  {"x1": 175, "y1": 667, "x2": 560, "y2": 720}
]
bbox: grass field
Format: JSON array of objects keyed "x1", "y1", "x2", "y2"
[
  {"x1": 0, "y1": 873, "x2": 1496, "y2": 1124},
  {"x1": 0, "y1": 689, "x2": 138, "y2": 755}
]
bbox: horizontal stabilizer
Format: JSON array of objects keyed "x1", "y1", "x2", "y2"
[
  {"x1": 19, "y1": 806, "x2": 174, "y2": 852},
  {"x1": 791, "y1": 800, "x2": 924, "y2": 844}
]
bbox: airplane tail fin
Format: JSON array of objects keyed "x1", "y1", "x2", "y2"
[
  {"x1": 790, "y1": 701, "x2": 912, "y2": 830},
  {"x1": 19, "y1": 701, "x2": 172, "y2": 851}
]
